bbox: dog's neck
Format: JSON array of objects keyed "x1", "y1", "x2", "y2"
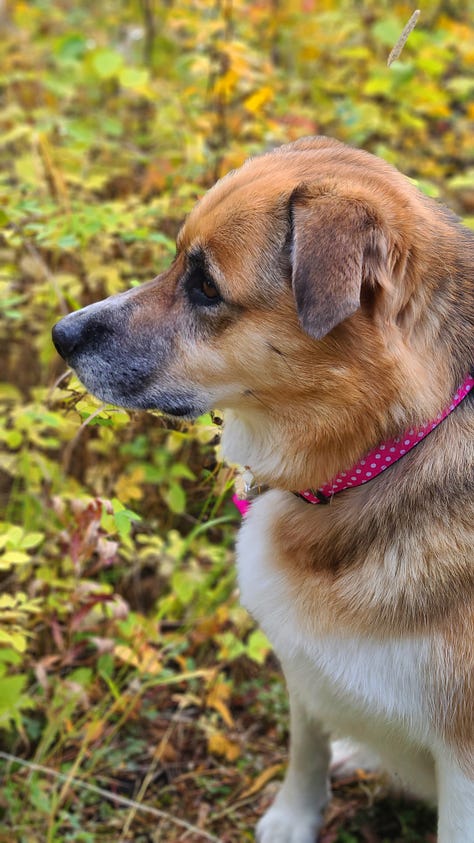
[
  {"x1": 297, "y1": 372, "x2": 473, "y2": 505},
  {"x1": 221, "y1": 288, "x2": 468, "y2": 490},
  {"x1": 221, "y1": 367, "x2": 470, "y2": 492},
  {"x1": 221, "y1": 404, "x2": 387, "y2": 491}
]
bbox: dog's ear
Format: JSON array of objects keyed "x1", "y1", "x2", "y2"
[{"x1": 290, "y1": 187, "x2": 386, "y2": 340}]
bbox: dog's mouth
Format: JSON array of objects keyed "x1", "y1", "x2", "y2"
[
  {"x1": 154, "y1": 399, "x2": 207, "y2": 420},
  {"x1": 68, "y1": 358, "x2": 206, "y2": 419}
]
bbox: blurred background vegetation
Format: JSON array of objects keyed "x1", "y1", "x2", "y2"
[{"x1": 0, "y1": 1, "x2": 472, "y2": 840}]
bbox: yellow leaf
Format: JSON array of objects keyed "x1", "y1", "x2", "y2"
[
  {"x1": 208, "y1": 731, "x2": 241, "y2": 761},
  {"x1": 0, "y1": 629, "x2": 27, "y2": 652},
  {"x1": 240, "y1": 763, "x2": 284, "y2": 799},
  {"x1": 114, "y1": 468, "x2": 144, "y2": 503},
  {"x1": 0, "y1": 595, "x2": 16, "y2": 608},
  {"x1": 0, "y1": 551, "x2": 31, "y2": 568},
  {"x1": 244, "y1": 86, "x2": 273, "y2": 114},
  {"x1": 84, "y1": 720, "x2": 105, "y2": 742},
  {"x1": 213, "y1": 69, "x2": 239, "y2": 98},
  {"x1": 114, "y1": 644, "x2": 139, "y2": 668},
  {"x1": 138, "y1": 645, "x2": 162, "y2": 675},
  {"x1": 207, "y1": 682, "x2": 234, "y2": 727},
  {"x1": 114, "y1": 644, "x2": 162, "y2": 675}
]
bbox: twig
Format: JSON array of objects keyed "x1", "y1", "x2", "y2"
[
  {"x1": 34, "y1": 132, "x2": 70, "y2": 210},
  {"x1": 120, "y1": 701, "x2": 185, "y2": 838},
  {"x1": 139, "y1": 0, "x2": 156, "y2": 70},
  {"x1": 61, "y1": 403, "x2": 108, "y2": 473},
  {"x1": 24, "y1": 238, "x2": 69, "y2": 316},
  {"x1": 0, "y1": 751, "x2": 222, "y2": 843},
  {"x1": 387, "y1": 10, "x2": 420, "y2": 66},
  {"x1": 46, "y1": 367, "x2": 73, "y2": 403}
]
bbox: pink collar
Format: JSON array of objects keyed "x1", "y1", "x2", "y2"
[{"x1": 234, "y1": 374, "x2": 473, "y2": 515}]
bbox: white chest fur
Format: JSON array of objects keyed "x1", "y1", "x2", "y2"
[{"x1": 236, "y1": 491, "x2": 438, "y2": 798}]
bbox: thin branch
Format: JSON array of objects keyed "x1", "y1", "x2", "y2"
[
  {"x1": 120, "y1": 702, "x2": 184, "y2": 837},
  {"x1": 23, "y1": 238, "x2": 69, "y2": 316},
  {"x1": 61, "y1": 402, "x2": 108, "y2": 472},
  {"x1": 387, "y1": 10, "x2": 420, "y2": 67},
  {"x1": 0, "y1": 751, "x2": 222, "y2": 843},
  {"x1": 46, "y1": 367, "x2": 73, "y2": 403}
]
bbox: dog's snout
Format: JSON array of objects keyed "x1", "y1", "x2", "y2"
[
  {"x1": 52, "y1": 306, "x2": 112, "y2": 364},
  {"x1": 52, "y1": 313, "x2": 84, "y2": 362}
]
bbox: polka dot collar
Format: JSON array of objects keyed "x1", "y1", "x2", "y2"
[{"x1": 298, "y1": 373, "x2": 473, "y2": 505}]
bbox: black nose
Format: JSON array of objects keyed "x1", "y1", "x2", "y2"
[{"x1": 52, "y1": 312, "x2": 85, "y2": 362}]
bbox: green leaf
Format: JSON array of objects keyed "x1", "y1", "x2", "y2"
[
  {"x1": 372, "y1": 18, "x2": 406, "y2": 47},
  {"x1": 0, "y1": 551, "x2": 31, "y2": 567},
  {"x1": 170, "y1": 463, "x2": 195, "y2": 481},
  {"x1": 0, "y1": 630, "x2": 27, "y2": 652},
  {"x1": 57, "y1": 234, "x2": 80, "y2": 249},
  {"x1": 216, "y1": 631, "x2": 246, "y2": 662},
  {"x1": 19, "y1": 532, "x2": 44, "y2": 550},
  {"x1": 90, "y1": 49, "x2": 124, "y2": 79},
  {"x1": 3, "y1": 430, "x2": 23, "y2": 448},
  {"x1": 171, "y1": 570, "x2": 197, "y2": 604},
  {"x1": 246, "y1": 630, "x2": 271, "y2": 665},
  {"x1": 0, "y1": 674, "x2": 28, "y2": 712},
  {"x1": 163, "y1": 482, "x2": 186, "y2": 515},
  {"x1": 111, "y1": 500, "x2": 141, "y2": 539},
  {"x1": 67, "y1": 667, "x2": 93, "y2": 688},
  {"x1": 55, "y1": 33, "x2": 88, "y2": 62},
  {"x1": 0, "y1": 647, "x2": 22, "y2": 665}
]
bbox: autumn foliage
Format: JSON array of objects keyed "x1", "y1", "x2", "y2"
[{"x1": 0, "y1": 2, "x2": 472, "y2": 840}]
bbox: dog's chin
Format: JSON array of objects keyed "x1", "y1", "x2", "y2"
[
  {"x1": 71, "y1": 368, "x2": 207, "y2": 420},
  {"x1": 158, "y1": 402, "x2": 205, "y2": 421},
  {"x1": 121, "y1": 390, "x2": 208, "y2": 419}
]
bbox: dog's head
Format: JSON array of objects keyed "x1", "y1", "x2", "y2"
[
  {"x1": 53, "y1": 138, "x2": 415, "y2": 414},
  {"x1": 53, "y1": 136, "x2": 455, "y2": 484}
]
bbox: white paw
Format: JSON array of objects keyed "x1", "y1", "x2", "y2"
[{"x1": 256, "y1": 806, "x2": 323, "y2": 843}]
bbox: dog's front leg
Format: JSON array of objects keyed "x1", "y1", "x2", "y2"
[
  {"x1": 256, "y1": 686, "x2": 330, "y2": 843},
  {"x1": 437, "y1": 755, "x2": 474, "y2": 842}
]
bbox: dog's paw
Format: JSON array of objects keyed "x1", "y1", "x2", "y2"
[{"x1": 256, "y1": 806, "x2": 323, "y2": 843}]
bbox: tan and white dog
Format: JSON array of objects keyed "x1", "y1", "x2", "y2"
[{"x1": 53, "y1": 137, "x2": 474, "y2": 842}]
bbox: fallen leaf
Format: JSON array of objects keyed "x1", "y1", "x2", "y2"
[
  {"x1": 208, "y1": 731, "x2": 241, "y2": 761},
  {"x1": 240, "y1": 763, "x2": 284, "y2": 799}
]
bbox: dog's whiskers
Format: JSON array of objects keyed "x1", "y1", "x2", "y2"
[
  {"x1": 243, "y1": 388, "x2": 272, "y2": 411},
  {"x1": 268, "y1": 342, "x2": 285, "y2": 356},
  {"x1": 267, "y1": 341, "x2": 299, "y2": 377}
]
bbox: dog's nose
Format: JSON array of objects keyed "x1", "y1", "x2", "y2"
[{"x1": 52, "y1": 313, "x2": 84, "y2": 362}]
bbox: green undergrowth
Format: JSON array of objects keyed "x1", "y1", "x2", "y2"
[{"x1": 0, "y1": 0, "x2": 472, "y2": 840}]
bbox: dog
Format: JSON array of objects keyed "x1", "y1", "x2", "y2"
[{"x1": 53, "y1": 136, "x2": 474, "y2": 842}]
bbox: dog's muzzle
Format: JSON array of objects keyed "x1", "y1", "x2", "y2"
[
  {"x1": 52, "y1": 299, "x2": 151, "y2": 405},
  {"x1": 52, "y1": 296, "x2": 205, "y2": 417}
]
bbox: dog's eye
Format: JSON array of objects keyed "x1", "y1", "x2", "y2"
[
  {"x1": 201, "y1": 278, "x2": 220, "y2": 300},
  {"x1": 186, "y1": 267, "x2": 222, "y2": 307}
]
